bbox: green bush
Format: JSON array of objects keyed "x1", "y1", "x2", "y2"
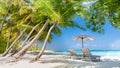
[
  {"x1": 0, "y1": 36, "x2": 41, "y2": 53},
  {"x1": 29, "y1": 46, "x2": 41, "y2": 51},
  {"x1": 0, "y1": 38, "x2": 7, "y2": 53}
]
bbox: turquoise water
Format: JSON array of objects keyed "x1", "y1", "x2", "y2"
[
  {"x1": 57, "y1": 50, "x2": 120, "y2": 56},
  {"x1": 76, "y1": 50, "x2": 120, "y2": 56}
]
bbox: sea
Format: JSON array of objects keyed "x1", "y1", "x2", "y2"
[
  {"x1": 56, "y1": 50, "x2": 120, "y2": 56},
  {"x1": 54, "y1": 50, "x2": 120, "y2": 68}
]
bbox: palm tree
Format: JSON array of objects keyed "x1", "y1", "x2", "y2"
[
  {"x1": 30, "y1": 22, "x2": 57, "y2": 62},
  {"x1": 10, "y1": 23, "x2": 41, "y2": 56},
  {"x1": 8, "y1": 0, "x2": 87, "y2": 62},
  {"x1": 6, "y1": 21, "x2": 13, "y2": 50},
  {"x1": 10, "y1": 19, "x2": 49, "y2": 62},
  {"x1": 0, "y1": 1, "x2": 12, "y2": 33},
  {"x1": 0, "y1": 0, "x2": 20, "y2": 54},
  {"x1": 2, "y1": 0, "x2": 35, "y2": 56},
  {"x1": 30, "y1": 0, "x2": 86, "y2": 62},
  {"x1": 2, "y1": 0, "x2": 120, "y2": 63},
  {"x1": 2, "y1": 28, "x2": 27, "y2": 56}
]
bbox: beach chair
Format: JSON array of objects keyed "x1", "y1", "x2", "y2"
[
  {"x1": 81, "y1": 48, "x2": 101, "y2": 62},
  {"x1": 69, "y1": 49, "x2": 82, "y2": 59}
]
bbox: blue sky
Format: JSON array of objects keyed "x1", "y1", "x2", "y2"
[{"x1": 47, "y1": 15, "x2": 120, "y2": 51}]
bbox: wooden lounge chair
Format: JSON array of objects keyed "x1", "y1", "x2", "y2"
[
  {"x1": 69, "y1": 49, "x2": 82, "y2": 59},
  {"x1": 81, "y1": 48, "x2": 101, "y2": 62}
]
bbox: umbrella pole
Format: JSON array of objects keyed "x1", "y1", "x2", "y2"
[{"x1": 82, "y1": 38, "x2": 84, "y2": 48}]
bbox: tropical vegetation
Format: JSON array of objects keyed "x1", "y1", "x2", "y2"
[{"x1": 0, "y1": 0, "x2": 120, "y2": 63}]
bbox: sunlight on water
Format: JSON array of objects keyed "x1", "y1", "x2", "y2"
[
  {"x1": 93, "y1": 51, "x2": 120, "y2": 56},
  {"x1": 78, "y1": 50, "x2": 120, "y2": 56},
  {"x1": 58, "y1": 50, "x2": 120, "y2": 56}
]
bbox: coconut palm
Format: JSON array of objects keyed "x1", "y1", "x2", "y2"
[
  {"x1": 5, "y1": 0, "x2": 102, "y2": 62},
  {"x1": 7, "y1": 0, "x2": 82, "y2": 62},
  {"x1": 0, "y1": 0, "x2": 12, "y2": 33},
  {"x1": 10, "y1": 19, "x2": 49, "y2": 62},
  {"x1": 2, "y1": 28, "x2": 27, "y2": 56},
  {"x1": 0, "y1": 0, "x2": 18, "y2": 54},
  {"x1": 10, "y1": 23, "x2": 41, "y2": 56},
  {"x1": 30, "y1": 0, "x2": 86, "y2": 62},
  {"x1": 1, "y1": 0, "x2": 120, "y2": 62},
  {"x1": 1, "y1": 0, "x2": 34, "y2": 56},
  {"x1": 30, "y1": 23, "x2": 57, "y2": 62}
]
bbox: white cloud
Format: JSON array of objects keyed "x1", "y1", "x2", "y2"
[
  {"x1": 72, "y1": 43, "x2": 81, "y2": 49},
  {"x1": 73, "y1": 43, "x2": 94, "y2": 49},
  {"x1": 109, "y1": 40, "x2": 120, "y2": 50},
  {"x1": 69, "y1": 43, "x2": 83, "y2": 49},
  {"x1": 76, "y1": 43, "x2": 81, "y2": 47}
]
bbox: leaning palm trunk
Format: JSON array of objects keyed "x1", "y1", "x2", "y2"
[
  {"x1": 10, "y1": 20, "x2": 49, "y2": 62},
  {"x1": 0, "y1": 5, "x2": 11, "y2": 33},
  {"x1": 6, "y1": 23, "x2": 12, "y2": 50},
  {"x1": 10, "y1": 23, "x2": 40, "y2": 56},
  {"x1": 30, "y1": 23, "x2": 57, "y2": 62},
  {"x1": 27, "y1": 35, "x2": 35, "y2": 42},
  {"x1": 2, "y1": 28, "x2": 26, "y2": 56}
]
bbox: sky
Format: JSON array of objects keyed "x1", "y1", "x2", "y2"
[
  {"x1": 44, "y1": 1, "x2": 120, "y2": 51},
  {"x1": 46, "y1": 15, "x2": 120, "y2": 51},
  {"x1": 36, "y1": 1, "x2": 120, "y2": 51}
]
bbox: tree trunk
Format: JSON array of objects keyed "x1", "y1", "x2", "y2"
[
  {"x1": 6, "y1": 23, "x2": 12, "y2": 50},
  {"x1": 27, "y1": 35, "x2": 35, "y2": 42},
  {"x1": 10, "y1": 23, "x2": 40, "y2": 56},
  {"x1": 0, "y1": 5, "x2": 11, "y2": 33},
  {"x1": 30, "y1": 23, "x2": 57, "y2": 62},
  {"x1": 2, "y1": 28, "x2": 26, "y2": 56},
  {"x1": 10, "y1": 20, "x2": 49, "y2": 62},
  {"x1": 21, "y1": 23, "x2": 41, "y2": 46}
]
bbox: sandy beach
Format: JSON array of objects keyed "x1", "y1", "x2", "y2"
[{"x1": 0, "y1": 51, "x2": 120, "y2": 68}]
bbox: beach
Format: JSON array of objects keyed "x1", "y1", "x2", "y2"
[
  {"x1": 0, "y1": 0, "x2": 120, "y2": 68},
  {"x1": 0, "y1": 51, "x2": 120, "y2": 68}
]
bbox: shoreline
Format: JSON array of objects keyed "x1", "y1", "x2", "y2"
[{"x1": 0, "y1": 51, "x2": 120, "y2": 68}]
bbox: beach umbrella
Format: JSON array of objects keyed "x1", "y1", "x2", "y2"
[{"x1": 73, "y1": 34, "x2": 94, "y2": 48}]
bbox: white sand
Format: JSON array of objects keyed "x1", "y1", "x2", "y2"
[
  {"x1": 0, "y1": 52, "x2": 65, "y2": 68},
  {"x1": 0, "y1": 61, "x2": 64, "y2": 68},
  {"x1": 0, "y1": 52, "x2": 120, "y2": 68}
]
